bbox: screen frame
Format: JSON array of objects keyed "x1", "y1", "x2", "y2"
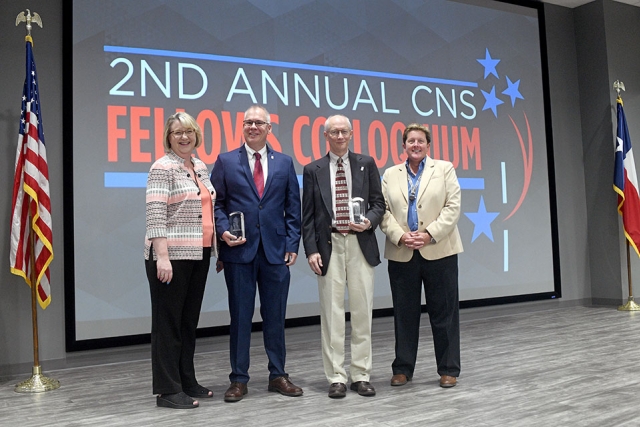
[{"x1": 63, "y1": 0, "x2": 561, "y2": 352}]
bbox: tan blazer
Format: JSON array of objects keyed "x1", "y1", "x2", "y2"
[{"x1": 380, "y1": 157, "x2": 463, "y2": 262}]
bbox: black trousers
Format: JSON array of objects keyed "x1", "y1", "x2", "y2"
[
  {"x1": 388, "y1": 251, "x2": 460, "y2": 378},
  {"x1": 146, "y1": 247, "x2": 211, "y2": 395}
]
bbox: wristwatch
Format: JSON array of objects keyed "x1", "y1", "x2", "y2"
[{"x1": 427, "y1": 230, "x2": 436, "y2": 244}]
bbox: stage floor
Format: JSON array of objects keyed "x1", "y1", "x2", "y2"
[{"x1": 2, "y1": 303, "x2": 639, "y2": 426}]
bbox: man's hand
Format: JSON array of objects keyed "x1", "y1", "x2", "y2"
[
  {"x1": 285, "y1": 252, "x2": 298, "y2": 266},
  {"x1": 222, "y1": 230, "x2": 246, "y2": 246},
  {"x1": 307, "y1": 253, "x2": 323, "y2": 275},
  {"x1": 349, "y1": 218, "x2": 371, "y2": 233}
]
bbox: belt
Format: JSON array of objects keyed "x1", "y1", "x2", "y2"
[{"x1": 331, "y1": 228, "x2": 356, "y2": 235}]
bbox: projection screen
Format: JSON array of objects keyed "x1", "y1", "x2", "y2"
[{"x1": 67, "y1": 0, "x2": 558, "y2": 347}]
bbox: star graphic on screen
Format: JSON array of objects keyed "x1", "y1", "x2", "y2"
[
  {"x1": 502, "y1": 76, "x2": 524, "y2": 107},
  {"x1": 481, "y1": 86, "x2": 504, "y2": 118},
  {"x1": 477, "y1": 48, "x2": 500, "y2": 79},
  {"x1": 465, "y1": 196, "x2": 500, "y2": 242}
]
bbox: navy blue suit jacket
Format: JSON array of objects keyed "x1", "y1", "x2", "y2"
[{"x1": 210, "y1": 144, "x2": 301, "y2": 265}]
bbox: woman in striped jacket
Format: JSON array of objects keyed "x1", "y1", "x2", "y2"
[{"x1": 144, "y1": 112, "x2": 217, "y2": 409}]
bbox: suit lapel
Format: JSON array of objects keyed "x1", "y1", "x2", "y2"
[
  {"x1": 349, "y1": 151, "x2": 363, "y2": 197},
  {"x1": 416, "y1": 157, "x2": 435, "y2": 201},
  {"x1": 395, "y1": 163, "x2": 409, "y2": 202},
  {"x1": 317, "y1": 155, "x2": 333, "y2": 218},
  {"x1": 262, "y1": 145, "x2": 275, "y2": 197},
  {"x1": 239, "y1": 145, "x2": 259, "y2": 198}
]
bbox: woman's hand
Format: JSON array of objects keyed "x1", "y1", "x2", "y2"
[
  {"x1": 400, "y1": 231, "x2": 428, "y2": 250},
  {"x1": 151, "y1": 237, "x2": 172, "y2": 283},
  {"x1": 156, "y1": 256, "x2": 173, "y2": 284}
]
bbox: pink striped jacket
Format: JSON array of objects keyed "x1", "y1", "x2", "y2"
[{"x1": 144, "y1": 151, "x2": 217, "y2": 260}]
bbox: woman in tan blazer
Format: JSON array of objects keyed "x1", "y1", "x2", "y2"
[{"x1": 380, "y1": 123, "x2": 463, "y2": 388}]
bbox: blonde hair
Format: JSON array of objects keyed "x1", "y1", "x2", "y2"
[{"x1": 163, "y1": 112, "x2": 202, "y2": 152}]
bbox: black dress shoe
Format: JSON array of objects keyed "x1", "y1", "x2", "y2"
[
  {"x1": 328, "y1": 382, "x2": 347, "y2": 398},
  {"x1": 350, "y1": 381, "x2": 376, "y2": 396}
]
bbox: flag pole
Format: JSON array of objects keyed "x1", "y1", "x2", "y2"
[
  {"x1": 613, "y1": 80, "x2": 640, "y2": 311},
  {"x1": 15, "y1": 224, "x2": 60, "y2": 392},
  {"x1": 13, "y1": 9, "x2": 60, "y2": 393},
  {"x1": 618, "y1": 241, "x2": 640, "y2": 311}
]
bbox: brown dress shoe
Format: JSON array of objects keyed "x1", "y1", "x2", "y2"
[
  {"x1": 224, "y1": 382, "x2": 248, "y2": 402},
  {"x1": 350, "y1": 381, "x2": 376, "y2": 396},
  {"x1": 328, "y1": 382, "x2": 347, "y2": 398},
  {"x1": 439, "y1": 375, "x2": 457, "y2": 388},
  {"x1": 268, "y1": 376, "x2": 303, "y2": 396},
  {"x1": 390, "y1": 374, "x2": 411, "y2": 386}
]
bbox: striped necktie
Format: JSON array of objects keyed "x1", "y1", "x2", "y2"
[{"x1": 334, "y1": 158, "x2": 350, "y2": 235}]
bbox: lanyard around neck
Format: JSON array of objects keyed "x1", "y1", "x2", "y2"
[{"x1": 407, "y1": 165, "x2": 424, "y2": 201}]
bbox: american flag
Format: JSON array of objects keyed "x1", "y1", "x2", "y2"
[
  {"x1": 613, "y1": 96, "x2": 640, "y2": 256},
  {"x1": 10, "y1": 38, "x2": 54, "y2": 309}
]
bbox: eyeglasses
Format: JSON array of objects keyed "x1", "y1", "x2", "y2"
[
  {"x1": 328, "y1": 129, "x2": 351, "y2": 137},
  {"x1": 405, "y1": 138, "x2": 427, "y2": 145},
  {"x1": 243, "y1": 120, "x2": 269, "y2": 128},
  {"x1": 171, "y1": 129, "x2": 195, "y2": 138}
]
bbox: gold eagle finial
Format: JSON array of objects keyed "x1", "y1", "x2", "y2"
[{"x1": 16, "y1": 9, "x2": 43, "y2": 38}]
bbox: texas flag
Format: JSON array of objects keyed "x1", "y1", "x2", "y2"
[{"x1": 613, "y1": 97, "x2": 640, "y2": 256}]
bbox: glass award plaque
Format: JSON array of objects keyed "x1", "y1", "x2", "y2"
[
  {"x1": 229, "y1": 211, "x2": 245, "y2": 238},
  {"x1": 349, "y1": 197, "x2": 365, "y2": 224}
]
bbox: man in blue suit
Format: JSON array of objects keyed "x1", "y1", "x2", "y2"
[{"x1": 210, "y1": 105, "x2": 303, "y2": 402}]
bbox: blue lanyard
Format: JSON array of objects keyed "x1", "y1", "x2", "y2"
[{"x1": 407, "y1": 165, "x2": 424, "y2": 201}]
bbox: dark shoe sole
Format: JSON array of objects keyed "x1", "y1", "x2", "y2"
[
  {"x1": 184, "y1": 385, "x2": 213, "y2": 399},
  {"x1": 268, "y1": 385, "x2": 303, "y2": 397},
  {"x1": 157, "y1": 393, "x2": 199, "y2": 409},
  {"x1": 440, "y1": 382, "x2": 456, "y2": 388},
  {"x1": 390, "y1": 377, "x2": 411, "y2": 386}
]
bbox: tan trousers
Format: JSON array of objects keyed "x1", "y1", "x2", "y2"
[{"x1": 317, "y1": 232, "x2": 374, "y2": 384}]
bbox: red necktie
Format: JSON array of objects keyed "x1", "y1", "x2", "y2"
[
  {"x1": 253, "y1": 152, "x2": 264, "y2": 198},
  {"x1": 334, "y1": 158, "x2": 350, "y2": 235}
]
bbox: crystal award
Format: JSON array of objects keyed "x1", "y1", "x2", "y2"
[
  {"x1": 349, "y1": 197, "x2": 365, "y2": 224},
  {"x1": 229, "y1": 211, "x2": 245, "y2": 239}
]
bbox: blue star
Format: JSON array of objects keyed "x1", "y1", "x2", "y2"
[
  {"x1": 465, "y1": 196, "x2": 500, "y2": 242},
  {"x1": 502, "y1": 76, "x2": 524, "y2": 107},
  {"x1": 481, "y1": 86, "x2": 504, "y2": 118},
  {"x1": 477, "y1": 48, "x2": 500, "y2": 79}
]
